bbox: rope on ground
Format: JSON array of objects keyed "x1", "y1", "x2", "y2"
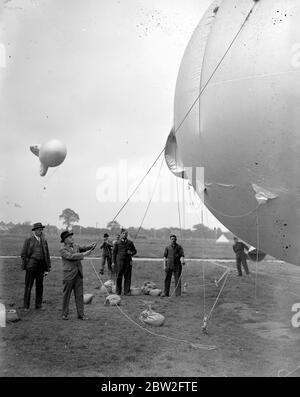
[
  {"x1": 202, "y1": 270, "x2": 230, "y2": 334},
  {"x1": 90, "y1": 261, "x2": 217, "y2": 351}
]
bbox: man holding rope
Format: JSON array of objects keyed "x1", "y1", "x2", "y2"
[
  {"x1": 161, "y1": 234, "x2": 185, "y2": 297},
  {"x1": 60, "y1": 230, "x2": 96, "y2": 320}
]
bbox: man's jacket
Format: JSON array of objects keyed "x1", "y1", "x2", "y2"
[
  {"x1": 20, "y1": 235, "x2": 51, "y2": 271},
  {"x1": 100, "y1": 241, "x2": 113, "y2": 257},
  {"x1": 113, "y1": 239, "x2": 137, "y2": 266},
  {"x1": 164, "y1": 243, "x2": 184, "y2": 270},
  {"x1": 60, "y1": 243, "x2": 93, "y2": 282},
  {"x1": 233, "y1": 242, "x2": 249, "y2": 258}
]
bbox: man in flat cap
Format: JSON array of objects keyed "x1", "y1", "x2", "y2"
[
  {"x1": 20, "y1": 222, "x2": 51, "y2": 311},
  {"x1": 99, "y1": 233, "x2": 113, "y2": 277},
  {"x1": 60, "y1": 230, "x2": 96, "y2": 320}
]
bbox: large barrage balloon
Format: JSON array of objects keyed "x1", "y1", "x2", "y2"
[
  {"x1": 30, "y1": 139, "x2": 67, "y2": 176},
  {"x1": 166, "y1": 0, "x2": 300, "y2": 265}
]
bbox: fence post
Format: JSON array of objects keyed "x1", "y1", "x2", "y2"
[{"x1": 0, "y1": 303, "x2": 6, "y2": 327}]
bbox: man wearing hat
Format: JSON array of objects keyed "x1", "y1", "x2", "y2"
[
  {"x1": 20, "y1": 222, "x2": 51, "y2": 311},
  {"x1": 99, "y1": 233, "x2": 113, "y2": 277},
  {"x1": 60, "y1": 230, "x2": 96, "y2": 320},
  {"x1": 161, "y1": 234, "x2": 185, "y2": 297}
]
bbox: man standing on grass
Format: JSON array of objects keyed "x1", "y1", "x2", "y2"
[
  {"x1": 20, "y1": 222, "x2": 51, "y2": 311},
  {"x1": 232, "y1": 236, "x2": 250, "y2": 276},
  {"x1": 113, "y1": 229, "x2": 137, "y2": 295},
  {"x1": 161, "y1": 234, "x2": 185, "y2": 297},
  {"x1": 99, "y1": 233, "x2": 113, "y2": 277},
  {"x1": 60, "y1": 230, "x2": 96, "y2": 320}
]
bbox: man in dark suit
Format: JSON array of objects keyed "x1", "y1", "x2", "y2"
[
  {"x1": 59, "y1": 230, "x2": 96, "y2": 320},
  {"x1": 20, "y1": 222, "x2": 51, "y2": 311},
  {"x1": 113, "y1": 229, "x2": 137, "y2": 295}
]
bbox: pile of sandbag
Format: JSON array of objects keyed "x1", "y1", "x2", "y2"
[
  {"x1": 139, "y1": 306, "x2": 165, "y2": 327},
  {"x1": 104, "y1": 294, "x2": 121, "y2": 306},
  {"x1": 100, "y1": 280, "x2": 116, "y2": 295},
  {"x1": 6, "y1": 309, "x2": 20, "y2": 323},
  {"x1": 141, "y1": 281, "x2": 162, "y2": 296}
]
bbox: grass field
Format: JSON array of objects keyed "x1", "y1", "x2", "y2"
[{"x1": 0, "y1": 236, "x2": 300, "y2": 377}]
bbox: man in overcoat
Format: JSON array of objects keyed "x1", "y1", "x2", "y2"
[{"x1": 20, "y1": 222, "x2": 51, "y2": 311}]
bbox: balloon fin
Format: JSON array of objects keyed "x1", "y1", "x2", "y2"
[
  {"x1": 39, "y1": 161, "x2": 48, "y2": 176},
  {"x1": 30, "y1": 144, "x2": 41, "y2": 157},
  {"x1": 164, "y1": 127, "x2": 187, "y2": 179}
]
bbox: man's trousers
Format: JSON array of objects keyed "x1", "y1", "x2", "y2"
[
  {"x1": 100, "y1": 255, "x2": 113, "y2": 276},
  {"x1": 236, "y1": 255, "x2": 250, "y2": 276},
  {"x1": 24, "y1": 267, "x2": 45, "y2": 309},
  {"x1": 62, "y1": 272, "x2": 84, "y2": 317},
  {"x1": 164, "y1": 265, "x2": 182, "y2": 296},
  {"x1": 115, "y1": 262, "x2": 132, "y2": 295}
]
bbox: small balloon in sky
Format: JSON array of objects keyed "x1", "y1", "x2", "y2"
[{"x1": 30, "y1": 139, "x2": 67, "y2": 176}]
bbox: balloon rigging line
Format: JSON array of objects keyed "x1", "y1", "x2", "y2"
[
  {"x1": 90, "y1": 261, "x2": 217, "y2": 350},
  {"x1": 133, "y1": 156, "x2": 165, "y2": 243},
  {"x1": 173, "y1": 1, "x2": 259, "y2": 138},
  {"x1": 111, "y1": 147, "x2": 165, "y2": 223},
  {"x1": 254, "y1": 210, "x2": 260, "y2": 301},
  {"x1": 168, "y1": 144, "x2": 186, "y2": 298}
]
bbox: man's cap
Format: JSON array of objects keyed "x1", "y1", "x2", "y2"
[
  {"x1": 104, "y1": 233, "x2": 109, "y2": 237},
  {"x1": 121, "y1": 228, "x2": 127, "y2": 233},
  {"x1": 170, "y1": 234, "x2": 177, "y2": 239},
  {"x1": 60, "y1": 230, "x2": 74, "y2": 243},
  {"x1": 32, "y1": 222, "x2": 45, "y2": 231}
]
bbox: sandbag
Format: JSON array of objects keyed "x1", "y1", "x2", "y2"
[
  {"x1": 100, "y1": 285, "x2": 112, "y2": 295},
  {"x1": 139, "y1": 308, "x2": 165, "y2": 327},
  {"x1": 141, "y1": 281, "x2": 157, "y2": 295},
  {"x1": 83, "y1": 293, "x2": 94, "y2": 304},
  {"x1": 144, "y1": 281, "x2": 157, "y2": 289},
  {"x1": 105, "y1": 294, "x2": 121, "y2": 306},
  {"x1": 6, "y1": 309, "x2": 19, "y2": 322},
  {"x1": 149, "y1": 288, "x2": 162, "y2": 297},
  {"x1": 104, "y1": 280, "x2": 114, "y2": 287},
  {"x1": 130, "y1": 287, "x2": 142, "y2": 296},
  {"x1": 104, "y1": 280, "x2": 116, "y2": 293}
]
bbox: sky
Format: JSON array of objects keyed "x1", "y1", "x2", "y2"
[{"x1": 0, "y1": 0, "x2": 227, "y2": 231}]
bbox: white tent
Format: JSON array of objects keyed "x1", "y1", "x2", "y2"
[{"x1": 216, "y1": 234, "x2": 230, "y2": 243}]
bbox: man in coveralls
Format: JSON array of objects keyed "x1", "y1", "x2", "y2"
[
  {"x1": 232, "y1": 236, "x2": 250, "y2": 276},
  {"x1": 113, "y1": 229, "x2": 137, "y2": 296},
  {"x1": 162, "y1": 234, "x2": 185, "y2": 297}
]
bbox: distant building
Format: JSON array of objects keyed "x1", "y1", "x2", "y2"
[{"x1": 216, "y1": 234, "x2": 230, "y2": 243}]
